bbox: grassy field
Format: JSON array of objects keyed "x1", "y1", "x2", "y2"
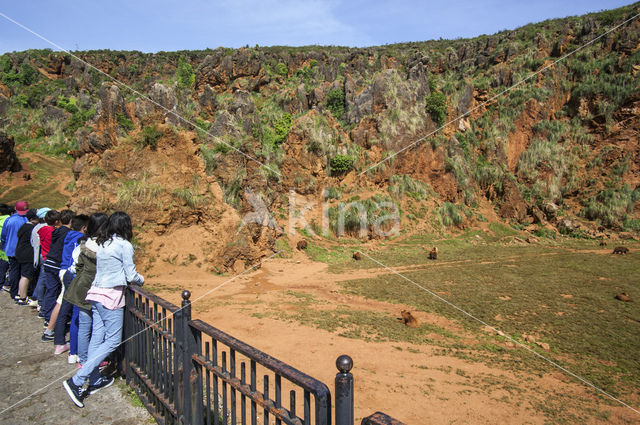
[
  {"x1": 289, "y1": 233, "x2": 640, "y2": 402},
  {"x1": 0, "y1": 153, "x2": 72, "y2": 208}
]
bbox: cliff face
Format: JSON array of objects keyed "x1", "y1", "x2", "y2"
[{"x1": 1, "y1": 4, "x2": 640, "y2": 268}]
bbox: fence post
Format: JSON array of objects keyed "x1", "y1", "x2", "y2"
[
  {"x1": 181, "y1": 290, "x2": 193, "y2": 425},
  {"x1": 123, "y1": 288, "x2": 133, "y2": 384},
  {"x1": 335, "y1": 354, "x2": 354, "y2": 425}
]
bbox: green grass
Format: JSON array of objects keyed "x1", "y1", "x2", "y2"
[
  {"x1": 0, "y1": 154, "x2": 72, "y2": 208},
  {"x1": 336, "y1": 243, "x2": 640, "y2": 397}
]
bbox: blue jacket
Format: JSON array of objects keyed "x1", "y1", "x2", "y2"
[
  {"x1": 60, "y1": 230, "x2": 84, "y2": 271},
  {"x1": 0, "y1": 214, "x2": 28, "y2": 257},
  {"x1": 92, "y1": 236, "x2": 144, "y2": 289},
  {"x1": 0, "y1": 214, "x2": 9, "y2": 260}
]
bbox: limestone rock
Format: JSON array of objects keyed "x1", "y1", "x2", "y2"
[{"x1": 0, "y1": 132, "x2": 21, "y2": 173}]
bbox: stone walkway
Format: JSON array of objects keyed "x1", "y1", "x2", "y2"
[{"x1": 0, "y1": 293, "x2": 153, "y2": 424}]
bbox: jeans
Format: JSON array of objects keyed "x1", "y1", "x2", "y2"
[
  {"x1": 0, "y1": 259, "x2": 8, "y2": 287},
  {"x1": 53, "y1": 272, "x2": 76, "y2": 345},
  {"x1": 41, "y1": 267, "x2": 61, "y2": 321},
  {"x1": 72, "y1": 301, "x2": 123, "y2": 387},
  {"x1": 77, "y1": 308, "x2": 92, "y2": 364},
  {"x1": 31, "y1": 260, "x2": 45, "y2": 301},
  {"x1": 69, "y1": 306, "x2": 79, "y2": 355},
  {"x1": 7, "y1": 257, "x2": 20, "y2": 299}
]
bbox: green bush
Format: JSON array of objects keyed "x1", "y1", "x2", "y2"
[
  {"x1": 116, "y1": 113, "x2": 135, "y2": 131},
  {"x1": 439, "y1": 202, "x2": 464, "y2": 227},
  {"x1": 330, "y1": 155, "x2": 356, "y2": 174},
  {"x1": 388, "y1": 174, "x2": 432, "y2": 200},
  {"x1": 176, "y1": 55, "x2": 195, "y2": 89},
  {"x1": 425, "y1": 91, "x2": 447, "y2": 126},
  {"x1": 580, "y1": 185, "x2": 640, "y2": 228},
  {"x1": 274, "y1": 62, "x2": 288, "y2": 77},
  {"x1": 138, "y1": 125, "x2": 163, "y2": 149},
  {"x1": 57, "y1": 96, "x2": 79, "y2": 114},
  {"x1": 326, "y1": 88, "x2": 346, "y2": 120}
]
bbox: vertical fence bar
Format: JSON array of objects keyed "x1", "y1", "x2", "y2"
[
  {"x1": 263, "y1": 375, "x2": 269, "y2": 425},
  {"x1": 222, "y1": 352, "x2": 228, "y2": 425},
  {"x1": 241, "y1": 362, "x2": 247, "y2": 425},
  {"x1": 251, "y1": 360, "x2": 257, "y2": 425},
  {"x1": 275, "y1": 374, "x2": 282, "y2": 425},
  {"x1": 212, "y1": 339, "x2": 219, "y2": 425},
  {"x1": 205, "y1": 341, "x2": 211, "y2": 425},
  {"x1": 230, "y1": 349, "x2": 237, "y2": 425},
  {"x1": 335, "y1": 355, "x2": 354, "y2": 425}
]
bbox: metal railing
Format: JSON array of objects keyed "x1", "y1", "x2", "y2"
[{"x1": 123, "y1": 286, "x2": 406, "y2": 425}]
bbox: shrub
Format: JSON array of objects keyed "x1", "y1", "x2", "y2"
[
  {"x1": 116, "y1": 113, "x2": 135, "y2": 131},
  {"x1": 176, "y1": 55, "x2": 195, "y2": 89},
  {"x1": 57, "y1": 96, "x2": 79, "y2": 113},
  {"x1": 330, "y1": 155, "x2": 355, "y2": 174},
  {"x1": 425, "y1": 91, "x2": 447, "y2": 126},
  {"x1": 580, "y1": 185, "x2": 640, "y2": 228},
  {"x1": 274, "y1": 62, "x2": 288, "y2": 77},
  {"x1": 326, "y1": 88, "x2": 346, "y2": 120},
  {"x1": 388, "y1": 174, "x2": 432, "y2": 200},
  {"x1": 439, "y1": 202, "x2": 464, "y2": 227},
  {"x1": 138, "y1": 125, "x2": 163, "y2": 150}
]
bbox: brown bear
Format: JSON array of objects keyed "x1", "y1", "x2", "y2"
[
  {"x1": 352, "y1": 251, "x2": 362, "y2": 261},
  {"x1": 398, "y1": 310, "x2": 420, "y2": 328},
  {"x1": 613, "y1": 246, "x2": 629, "y2": 255},
  {"x1": 428, "y1": 247, "x2": 438, "y2": 260},
  {"x1": 296, "y1": 240, "x2": 308, "y2": 250},
  {"x1": 599, "y1": 241, "x2": 607, "y2": 246},
  {"x1": 615, "y1": 293, "x2": 633, "y2": 302}
]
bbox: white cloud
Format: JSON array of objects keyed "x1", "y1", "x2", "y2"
[{"x1": 214, "y1": 0, "x2": 371, "y2": 46}]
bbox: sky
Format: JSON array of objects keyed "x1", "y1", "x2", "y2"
[{"x1": 0, "y1": 1, "x2": 636, "y2": 53}]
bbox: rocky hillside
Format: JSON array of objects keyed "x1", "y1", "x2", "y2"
[{"x1": 1, "y1": 4, "x2": 639, "y2": 269}]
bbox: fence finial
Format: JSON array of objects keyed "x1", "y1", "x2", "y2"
[
  {"x1": 336, "y1": 354, "x2": 353, "y2": 374},
  {"x1": 182, "y1": 290, "x2": 191, "y2": 301},
  {"x1": 335, "y1": 355, "x2": 354, "y2": 425}
]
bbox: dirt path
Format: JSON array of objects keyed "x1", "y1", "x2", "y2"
[
  {"x1": 0, "y1": 294, "x2": 152, "y2": 425},
  {"x1": 147, "y1": 252, "x2": 638, "y2": 425}
]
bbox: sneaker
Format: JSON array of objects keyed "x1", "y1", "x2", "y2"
[
  {"x1": 16, "y1": 298, "x2": 28, "y2": 305},
  {"x1": 27, "y1": 298, "x2": 38, "y2": 308},
  {"x1": 76, "y1": 363, "x2": 83, "y2": 370},
  {"x1": 37, "y1": 311, "x2": 46, "y2": 319},
  {"x1": 36, "y1": 305, "x2": 41, "y2": 311},
  {"x1": 41, "y1": 332, "x2": 54, "y2": 342},
  {"x1": 98, "y1": 360, "x2": 109, "y2": 371},
  {"x1": 87, "y1": 376, "x2": 114, "y2": 395},
  {"x1": 63, "y1": 378, "x2": 86, "y2": 408},
  {"x1": 67, "y1": 354, "x2": 78, "y2": 364},
  {"x1": 43, "y1": 321, "x2": 49, "y2": 328},
  {"x1": 54, "y1": 344, "x2": 70, "y2": 355},
  {"x1": 2, "y1": 286, "x2": 9, "y2": 292}
]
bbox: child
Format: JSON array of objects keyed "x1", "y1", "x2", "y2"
[
  {"x1": 14, "y1": 209, "x2": 40, "y2": 304},
  {"x1": 63, "y1": 212, "x2": 144, "y2": 408},
  {"x1": 0, "y1": 204, "x2": 12, "y2": 289},
  {"x1": 63, "y1": 212, "x2": 108, "y2": 366},
  {"x1": 30, "y1": 209, "x2": 60, "y2": 308},
  {"x1": 0, "y1": 201, "x2": 28, "y2": 299},
  {"x1": 51, "y1": 214, "x2": 89, "y2": 355},
  {"x1": 40, "y1": 209, "x2": 74, "y2": 334}
]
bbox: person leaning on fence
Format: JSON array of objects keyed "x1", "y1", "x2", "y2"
[
  {"x1": 0, "y1": 201, "x2": 28, "y2": 299},
  {"x1": 40, "y1": 209, "x2": 75, "y2": 331},
  {"x1": 52, "y1": 214, "x2": 89, "y2": 357},
  {"x1": 63, "y1": 211, "x2": 144, "y2": 408},
  {"x1": 62, "y1": 212, "x2": 108, "y2": 367}
]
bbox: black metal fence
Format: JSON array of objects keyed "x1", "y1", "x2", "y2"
[{"x1": 123, "y1": 286, "x2": 406, "y2": 425}]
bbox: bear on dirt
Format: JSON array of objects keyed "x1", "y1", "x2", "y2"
[
  {"x1": 296, "y1": 240, "x2": 308, "y2": 250},
  {"x1": 612, "y1": 246, "x2": 629, "y2": 254},
  {"x1": 398, "y1": 310, "x2": 420, "y2": 328},
  {"x1": 428, "y1": 247, "x2": 438, "y2": 260}
]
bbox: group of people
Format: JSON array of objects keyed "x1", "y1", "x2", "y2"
[{"x1": 0, "y1": 201, "x2": 144, "y2": 408}]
